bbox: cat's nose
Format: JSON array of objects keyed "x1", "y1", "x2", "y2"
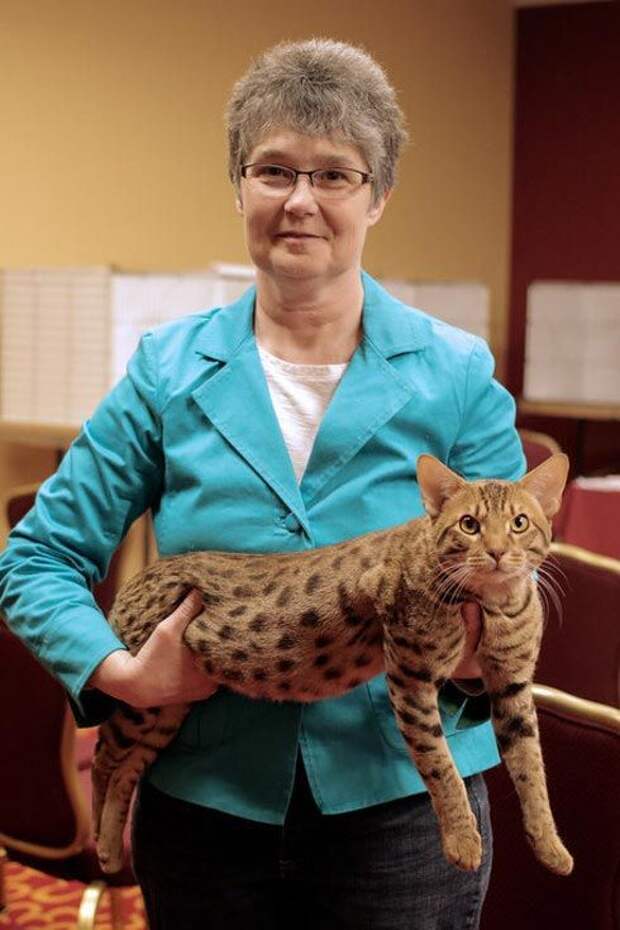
[{"x1": 488, "y1": 549, "x2": 505, "y2": 566}]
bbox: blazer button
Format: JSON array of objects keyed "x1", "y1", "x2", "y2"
[{"x1": 283, "y1": 513, "x2": 301, "y2": 533}]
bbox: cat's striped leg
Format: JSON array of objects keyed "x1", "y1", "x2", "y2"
[
  {"x1": 95, "y1": 702, "x2": 191, "y2": 873},
  {"x1": 92, "y1": 705, "x2": 166, "y2": 839},
  {"x1": 384, "y1": 629, "x2": 482, "y2": 871},
  {"x1": 483, "y1": 674, "x2": 573, "y2": 875},
  {"x1": 478, "y1": 597, "x2": 572, "y2": 876}
]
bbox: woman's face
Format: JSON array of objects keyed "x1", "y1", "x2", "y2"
[{"x1": 236, "y1": 129, "x2": 388, "y2": 287}]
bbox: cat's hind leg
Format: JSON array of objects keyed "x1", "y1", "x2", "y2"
[
  {"x1": 484, "y1": 676, "x2": 573, "y2": 875},
  {"x1": 94, "y1": 702, "x2": 190, "y2": 873},
  {"x1": 384, "y1": 622, "x2": 483, "y2": 871},
  {"x1": 91, "y1": 705, "x2": 163, "y2": 840},
  {"x1": 478, "y1": 613, "x2": 573, "y2": 876}
]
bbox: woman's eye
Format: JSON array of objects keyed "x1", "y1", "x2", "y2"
[
  {"x1": 459, "y1": 515, "x2": 480, "y2": 534},
  {"x1": 316, "y1": 168, "x2": 352, "y2": 188},
  {"x1": 259, "y1": 165, "x2": 287, "y2": 177},
  {"x1": 511, "y1": 514, "x2": 530, "y2": 533},
  {"x1": 252, "y1": 165, "x2": 292, "y2": 182}
]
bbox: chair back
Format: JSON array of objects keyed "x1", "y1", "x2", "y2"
[
  {"x1": 0, "y1": 620, "x2": 90, "y2": 857},
  {"x1": 537, "y1": 542, "x2": 620, "y2": 707},
  {"x1": 482, "y1": 685, "x2": 620, "y2": 930},
  {"x1": 0, "y1": 485, "x2": 137, "y2": 927},
  {"x1": 4, "y1": 484, "x2": 39, "y2": 531},
  {"x1": 518, "y1": 428, "x2": 562, "y2": 470}
]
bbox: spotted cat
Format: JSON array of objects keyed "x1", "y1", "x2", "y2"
[{"x1": 93, "y1": 453, "x2": 573, "y2": 877}]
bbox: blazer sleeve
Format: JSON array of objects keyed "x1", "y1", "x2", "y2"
[
  {"x1": 0, "y1": 333, "x2": 164, "y2": 720},
  {"x1": 448, "y1": 337, "x2": 526, "y2": 482}
]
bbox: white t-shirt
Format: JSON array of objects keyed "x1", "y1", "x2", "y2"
[{"x1": 257, "y1": 344, "x2": 348, "y2": 482}]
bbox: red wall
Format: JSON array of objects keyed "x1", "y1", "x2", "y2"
[{"x1": 509, "y1": 2, "x2": 620, "y2": 472}]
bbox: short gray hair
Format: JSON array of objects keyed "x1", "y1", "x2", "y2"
[{"x1": 226, "y1": 38, "x2": 408, "y2": 202}]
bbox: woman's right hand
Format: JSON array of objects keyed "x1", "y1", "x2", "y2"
[{"x1": 87, "y1": 589, "x2": 218, "y2": 708}]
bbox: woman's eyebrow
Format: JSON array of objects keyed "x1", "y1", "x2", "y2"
[{"x1": 250, "y1": 148, "x2": 359, "y2": 168}]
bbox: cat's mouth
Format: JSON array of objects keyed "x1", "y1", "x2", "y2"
[
  {"x1": 482, "y1": 561, "x2": 527, "y2": 582},
  {"x1": 487, "y1": 561, "x2": 511, "y2": 573}
]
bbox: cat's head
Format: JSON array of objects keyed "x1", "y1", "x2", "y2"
[{"x1": 416, "y1": 453, "x2": 569, "y2": 593}]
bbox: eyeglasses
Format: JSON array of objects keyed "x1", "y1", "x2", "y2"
[{"x1": 240, "y1": 163, "x2": 374, "y2": 199}]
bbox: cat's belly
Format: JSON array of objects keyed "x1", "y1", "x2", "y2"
[
  {"x1": 222, "y1": 649, "x2": 386, "y2": 703},
  {"x1": 185, "y1": 618, "x2": 386, "y2": 704}
]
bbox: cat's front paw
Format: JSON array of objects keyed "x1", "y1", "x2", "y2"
[
  {"x1": 527, "y1": 831, "x2": 574, "y2": 876},
  {"x1": 442, "y1": 827, "x2": 482, "y2": 871}
]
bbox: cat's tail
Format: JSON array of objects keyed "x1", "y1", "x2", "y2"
[{"x1": 93, "y1": 702, "x2": 191, "y2": 873}]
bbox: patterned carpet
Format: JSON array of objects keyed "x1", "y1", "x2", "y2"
[{"x1": 0, "y1": 859, "x2": 147, "y2": 929}]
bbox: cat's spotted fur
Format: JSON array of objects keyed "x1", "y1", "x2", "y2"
[{"x1": 93, "y1": 454, "x2": 573, "y2": 877}]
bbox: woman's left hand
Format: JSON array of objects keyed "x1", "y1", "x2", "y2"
[{"x1": 452, "y1": 601, "x2": 483, "y2": 679}]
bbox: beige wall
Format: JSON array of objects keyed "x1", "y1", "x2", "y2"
[{"x1": 0, "y1": 0, "x2": 514, "y2": 491}]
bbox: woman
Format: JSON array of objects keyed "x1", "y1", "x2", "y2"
[{"x1": 0, "y1": 40, "x2": 524, "y2": 929}]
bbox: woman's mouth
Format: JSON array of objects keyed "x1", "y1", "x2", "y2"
[{"x1": 276, "y1": 232, "x2": 321, "y2": 239}]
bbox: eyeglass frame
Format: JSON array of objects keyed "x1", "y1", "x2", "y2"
[{"x1": 240, "y1": 163, "x2": 374, "y2": 195}]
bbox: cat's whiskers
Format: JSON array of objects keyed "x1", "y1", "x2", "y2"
[
  {"x1": 430, "y1": 563, "x2": 476, "y2": 609},
  {"x1": 432, "y1": 562, "x2": 472, "y2": 594},
  {"x1": 540, "y1": 553, "x2": 568, "y2": 591},
  {"x1": 534, "y1": 558, "x2": 566, "y2": 628}
]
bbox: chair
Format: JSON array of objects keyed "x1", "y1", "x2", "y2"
[
  {"x1": 557, "y1": 475, "x2": 620, "y2": 561},
  {"x1": 0, "y1": 484, "x2": 140, "y2": 929},
  {"x1": 482, "y1": 684, "x2": 620, "y2": 930},
  {"x1": 518, "y1": 429, "x2": 569, "y2": 538},
  {"x1": 537, "y1": 542, "x2": 620, "y2": 708},
  {"x1": 2, "y1": 482, "x2": 41, "y2": 531},
  {"x1": 518, "y1": 428, "x2": 562, "y2": 470},
  {"x1": 0, "y1": 619, "x2": 137, "y2": 929}
]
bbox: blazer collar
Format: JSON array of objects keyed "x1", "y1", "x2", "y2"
[{"x1": 192, "y1": 271, "x2": 432, "y2": 364}]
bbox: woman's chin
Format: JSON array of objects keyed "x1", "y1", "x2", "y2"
[{"x1": 256, "y1": 254, "x2": 330, "y2": 282}]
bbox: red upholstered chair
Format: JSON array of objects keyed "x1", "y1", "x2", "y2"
[
  {"x1": 3, "y1": 482, "x2": 41, "y2": 529},
  {"x1": 518, "y1": 429, "x2": 570, "y2": 538},
  {"x1": 0, "y1": 623, "x2": 137, "y2": 928},
  {"x1": 0, "y1": 484, "x2": 139, "y2": 929},
  {"x1": 518, "y1": 428, "x2": 562, "y2": 470},
  {"x1": 482, "y1": 685, "x2": 620, "y2": 930},
  {"x1": 537, "y1": 542, "x2": 620, "y2": 708}
]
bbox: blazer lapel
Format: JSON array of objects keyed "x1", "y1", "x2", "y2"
[
  {"x1": 300, "y1": 273, "x2": 432, "y2": 506},
  {"x1": 191, "y1": 289, "x2": 309, "y2": 535}
]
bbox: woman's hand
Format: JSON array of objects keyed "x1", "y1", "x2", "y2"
[
  {"x1": 452, "y1": 601, "x2": 483, "y2": 680},
  {"x1": 87, "y1": 590, "x2": 218, "y2": 708}
]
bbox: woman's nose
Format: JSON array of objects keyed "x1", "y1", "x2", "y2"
[{"x1": 283, "y1": 176, "x2": 320, "y2": 214}]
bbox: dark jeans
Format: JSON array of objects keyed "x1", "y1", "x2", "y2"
[{"x1": 132, "y1": 758, "x2": 492, "y2": 930}]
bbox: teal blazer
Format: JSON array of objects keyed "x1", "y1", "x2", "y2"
[{"x1": 0, "y1": 272, "x2": 525, "y2": 823}]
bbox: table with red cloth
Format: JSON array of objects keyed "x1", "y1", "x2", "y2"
[{"x1": 556, "y1": 475, "x2": 620, "y2": 560}]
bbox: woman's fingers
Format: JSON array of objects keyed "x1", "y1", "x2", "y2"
[{"x1": 157, "y1": 588, "x2": 205, "y2": 637}]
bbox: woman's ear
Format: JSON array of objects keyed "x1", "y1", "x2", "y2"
[
  {"x1": 366, "y1": 188, "x2": 391, "y2": 227},
  {"x1": 235, "y1": 190, "x2": 244, "y2": 215}
]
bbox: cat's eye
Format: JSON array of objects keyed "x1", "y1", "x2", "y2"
[
  {"x1": 511, "y1": 514, "x2": 530, "y2": 533},
  {"x1": 459, "y1": 515, "x2": 480, "y2": 534}
]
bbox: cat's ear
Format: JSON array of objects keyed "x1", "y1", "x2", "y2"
[
  {"x1": 416, "y1": 455, "x2": 466, "y2": 518},
  {"x1": 519, "y1": 453, "x2": 570, "y2": 518}
]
